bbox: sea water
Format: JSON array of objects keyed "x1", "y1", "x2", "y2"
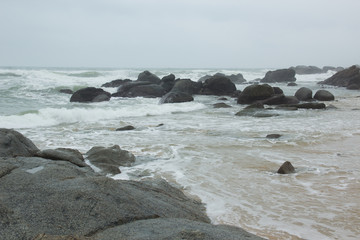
[{"x1": 0, "y1": 67, "x2": 359, "y2": 239}]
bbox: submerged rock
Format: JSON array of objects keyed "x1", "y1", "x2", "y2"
[
  {"x1": 277, "y1": 161, "x2": 295, "y2": 174},
  {"x1": 266, "y1": 134, "x2": 282, "y2": 139},
  {"x1": 213, "y1": 103, "x2": 232, "y2": 108},
  {"x1": 59, "y1": 89, "x2": 74, "y2": 94},
  {"x1": 116, "y1": 125, "x2": 135, "y2": 131},
  {"x1": 159, "y1": 91, "x2": 194, "y2": 104}
]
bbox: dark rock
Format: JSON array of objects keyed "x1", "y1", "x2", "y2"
[
  {"x1": 159, "y1": 91, "x2": 194, "y2": 104},
  {"x1": 93, "y1": 218, "x2": 264, "y2": 240},
  {"x1": 116, "y1": 125, "x2": 135, "y2": 131},
  {"x1": 258, "y1": 94, "x2": 287, "y2": 105},
  {"x1": 218, "y1": 97, "x2": 228, "y2": 101},
  {"x1": 0, "y1": 157, "x2": 210, "y2": 239},
  {"x1": 237, "y1": 84, "x2": 274, "y2": 104},
  {"x1": 200, "y1": 76, "x2": 236, "y2": 96},
  {"x1": 266, "y1": 134, "x2": 282, "y2": 139},
  {"x1": 235, "y1": 105, "x2": 279, "y2": 118},
  {"x1": 261, "y1": 69, "x2": 296, "y2": 83},
  {"x1": 314, "y1": 90, "x2": 335, "y2": 101},
  {"x1": 112, "y1": 82, "x2": 166, "y2": 98},
  {"x1": 59, "y1": 89, "x2": 74, "y2": 94},
  {"x1": 213, "y1": 103, "x2": 232, "y2": 108},
  {"x1": 0, "y1": 128, "x2": 39, "y2": 158},
  {"x1": 199, "y1": 73, "x2": 246, "y2": 84},
  {"x1": 279, "y1": 103, "x2": 326, "y2": 110},
  {"x1": 277, "y1": 161, "x2": 295, "y2": 174},
  {"x1": 160, "y1": 74, "x2": 176, "y2": 92},
  {"x1": 291, "y1": 65, "x2": 323, "y2": 75},
  {"x1": 86, "y1": 145, "x2": 135, "y2": 175},
  {"x1": 231, "y1": 90, "x2": 242, "y2": 98},
  {"x1": 347, "y1": 84, "x2": 360, "y2": 90},
  {"x1": 35, "y1": 148, "x2": 86, "y2": 167},
  {"x1": 171, "y1": 79, "x2": 202, "y2": 95},
  {"x1": 287, "y1": 82, "x2": 298, "y2": 86},
  {"x1": 295, "y1": 87, "x2": 313, "y2": 101},
  {"x1": 70, "y1": 87, "x2": 111, "y2": 103},
  {"x1": 101, "y1": 79, "x2": 131, "y2": 88},
  {"x1": 137, "y1": 71, "x2": 161, "y2": 84},
  {"x1": 319, "y1": 65, "x2": 360, "y2": 88},
  {"x1": 273, "y1": 87, "x2": 284, "y2": 94}
]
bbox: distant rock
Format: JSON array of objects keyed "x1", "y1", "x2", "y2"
[
  {"x1": 314, "y1": 90, "x2": 335, "y2": 101},
  {"x1": 237, "y1": 84, "x2": 274, "y2": 104},
  {"x1": 171, "y1": 79, "x2": 202, "y2": 95},
  {"x1": 278, "y1": 102, "x2": 326, "y2": 110},
  {"x1": 261, "y1": 69, "x2": 296, "y2": 83},
  {"x1": 86, "y1": 145, "x2": 135, "y2": 175},
  {"x1": 291, "y1": 65, "x2": 323, "y2": 75},
  {"x1": 101, "y1": 79, "x2": 131, "y2": 88},
  {"x1": 258, "y1": 94, "x2": 299, "y2": 105},
  {"x1": 295, "y1": 87, "x2": 313, "y2": 101},
  {"x1": 200, "y1": 76, "x2": 236, "y2": 96},
  {"x1": 116, "y1": 125, "x2": 135, "y2": 131},
  {"x1": 199, "y1": 72, "x2": 246, "y2": 84},
  {"x1": 277, "y1": 161, "x2": 295, "y2": 174},
  {"x1": 137, "y1": 70, "x2": 161, "y2": 84},
  {"x1": 59, "y1": 89, "x2": 74, "y2": 94},
  {"x1": 213, "y1": 103, "x2": 232, "y2": 108},
  {"x1": 159, "y1": 91, "x2": 194, "y2": 104},
  {"x1": 287, "y1": 82, "x2": 298, "y2": 86},
  {"x1": 112, "y1": 82, "x2": 166, "y2": 98},
  {"x1": 70, "y1": 87, "x2": 111, "y2": 103},
  {"x1": 322, "y1": 66, "x2": 344, "y2": 73},
  {"x1": 0, "y1": 128, "x2": 39, "y2": 158},
  {"x1": 319, "y1": 65, "x2": 360, "y2": 89}
]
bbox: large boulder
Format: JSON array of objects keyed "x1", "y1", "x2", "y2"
[
  {"x1": 0, "y1": 128, "x2": 39, "y2": 158},
  {"x1": 0, "y1": 157, "x2": 211, "y2": 239},
  {"x1": 261, "y1": 69, "x2": 296, "y2": 83},
  {"x1": 86, "y1": 145, "x2": 135, "y2": 175},
  {"x1": 159, "y1": 91, "x2": 194, "y2": 104},
  {"x1": 290, "y1": 65, "x2": 323, "y2": 75},
  {"x1": 137, "y1": 70, "x2": 161, "y2": 84},
  {"x1": 70, "y1": 87, "x2": 111, "y2": 103},
  {"x1": 200, "y1": 76, "x2": 236, "y2": 96},
  {"x1": 319, "y1": 65, "x2": 360, "y2": 88},
  {"x1": 295, "y1": 87, "x2": 313, "y2": 101},
  {"x1": 171, "y1": 79, "x2": 202, "y2": 95},
  {"x1": 237, "y1": 84, "x2": 275, "y2": 104},
  {"x1": 94, "y1": 218, "x2": 264, "y2": 240},
  {"x1": 314, "y1": 90, "x2": 335, "y2": 101}
]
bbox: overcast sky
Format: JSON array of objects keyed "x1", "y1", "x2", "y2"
[{"x1": 0, "y1": 0, "x2": 359, "y2": 68}]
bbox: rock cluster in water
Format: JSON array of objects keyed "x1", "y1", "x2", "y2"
[{"x1": 0, "y1": 128, "x2": 264, "y2": 240}]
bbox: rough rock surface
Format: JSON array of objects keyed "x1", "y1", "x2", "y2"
[
  {"x1": 70, "y1": 87, "x2": 111, "y2": 103},
  {"x1": 0, "y1": 129, "x2": 265, "y2": 240},
  {"x1": 94, "y1": 218, "x2": 264, "y2": 240},
  {"x1": 0, "y1": 128, "x2": 39, "y2": 157},
  {"x1": 86, "y1": 145, "x2": 135, "y2": 175},
  {"x1": 261, "y1": 69, "x2": 296, "y2": 83},
  {"x1": 319, "y1": 65, "x2": 360, "y2": 89},
  {"x1": 35, "y1": 148, "x2": 86, "y2": 167}
]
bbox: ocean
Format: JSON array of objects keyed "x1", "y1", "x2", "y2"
[{"x1": 0, "y1": 67, "x2": 359, "y2": 240}]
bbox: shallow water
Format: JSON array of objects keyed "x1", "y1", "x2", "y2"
[{"x1": 1, "y1": 67, "x2": 359, "y2": 239}]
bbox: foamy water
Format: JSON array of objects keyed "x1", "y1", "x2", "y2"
[{"x1": 1, "y1": 67, "x2": 359, "y2": 239}]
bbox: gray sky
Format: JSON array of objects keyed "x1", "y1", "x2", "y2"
[{"x1": 0, "y1": 0, "x2": 359, "y2": 68}]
